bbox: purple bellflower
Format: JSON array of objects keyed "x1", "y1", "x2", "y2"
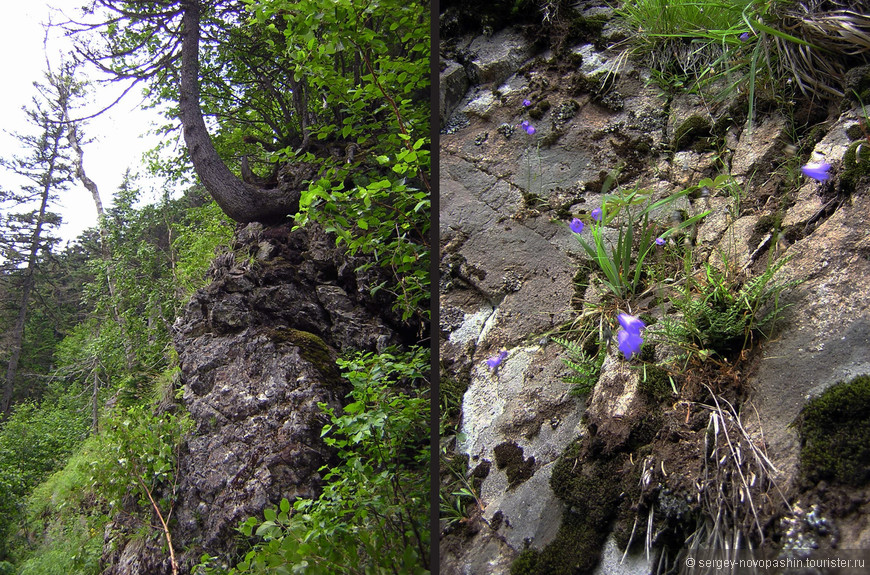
[
  {"x1": 618, "y1": 329, "x2": 644, "y2": 360},
  {"x1": 591, "y1": 207, "x2": 603, "y2": 222},
  {"x1": 616, "y1": 313, "x2": 645, "y2": 360},
  {"x1": 655, "y1": 237, "x2": 665, "y2": 246},
  {"x1": 523, "y1": 99, "x2": 532, "y2": 107},
  {"x1": 487, "y1": 350, "x2": 508, "y2": 370},
  {"x1": 569, "y1": 218, "x2": 584, "y2": 234},
  {"x1": 801, "y1": 161, "x2": 831, "y2": 182},
  {"x1": 739, "y1": 32, "x2": 750, "y2": 41}
]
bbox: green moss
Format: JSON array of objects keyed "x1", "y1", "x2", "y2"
[
  {"x1": 566, "y1": 13, "x2": 606, "y2": 45},
  {"x1": 511, "y1": 548, "x2": 541, "y2": 575},
  {"x1": 844, "y1": 64, "x2": 870, "y2": 104},
  {"x1": 639, "y1": 365, "x2": 673, "y2": 404},
  {"x1": 268, "y1": 328, "x2": 341, "y2": 386},
  {"x1": 540, "y1": 130, "x2": 563, "y2": 147},
  {"x1": 494, "y1": 441, "x2": 535, "y2": 489},
  {"x1": 840, "y1": 140, "x2": 870, "y2": 191},
  {"x1": 797, "y1": 374, "x2": 870, "y2": 486},
  {"x1": 570, "y1": 72, "x2": 606, "y2": 97},
  {"x1": 754, "y1": 213, "x2": 782, "y2": 235},
  {"x1": 510, "y1": 437, "x2": 623, "y2": 574},
  {"x1": 845, "y1": 123, "x2": 865, "y2": 141},
  {"x1": 671, "y1": 115, "x2": 712, "y2": 151}
]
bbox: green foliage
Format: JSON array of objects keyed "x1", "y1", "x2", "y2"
[
  {"x1": 55, "y1": 182, "x2": 231, "y2": 406},
  {"x1": 551, "y1": 336, "x2": 604, "y2": 395},
  {"x1": 12, "y1": 404, "x2": 185, "y2": 573},
  {"x1": 197, "y1": 346, "x2": 430, "y2": 574},
  {"x1": 0, "y1": 399, "x2": 89, "y2": 557},
  {"x1": 653, "y1": 255, "x2": 798, "y2": 361},
  {"x1": 797, "y1": 375, "x2": 870, "y2": 486},
  {"x1": 572, "y1": 184, "x2": 710, "y2": 300},
  {"x1": 245, "y1": 0, "x2": 431, "y2": 321},
  {"x1": 617, "y1": 0, "x2": 754, "y2": 48},
  {"x1": 171, "y1": 198, "x2": 235, "y2": 296},
  {"x1": 88, "y1": 405, "x2": 192, "y2": 512},
  {"x1": 16, "y1": 519, "x2": 102, "y2": 575}
]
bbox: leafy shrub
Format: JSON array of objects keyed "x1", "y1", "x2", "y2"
[
  {"x1": 247, "y1": 0, "x2": 431, "y2": 321},
  {"x1": 88, "y1": 405, "x2": 192, "y2": 511}
]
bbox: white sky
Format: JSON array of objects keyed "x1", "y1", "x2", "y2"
[{"x1": 0, "y1": 1, "x2": 172, "y2": 246}]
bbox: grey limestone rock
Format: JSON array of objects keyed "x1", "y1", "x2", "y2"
[{"x1": 102, "y1": 222, "x2": 413, "y2": 574}]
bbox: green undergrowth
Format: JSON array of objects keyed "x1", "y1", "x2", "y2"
[
  {"x1": 0, "y1": 398, "x2": 90, "y2": 560},
  {"x1": 797, "y1": 374, "x2": 870, "y2": 487},
  {"x1": 7, "y1": 377, "x2": 191, "y2": 572}
]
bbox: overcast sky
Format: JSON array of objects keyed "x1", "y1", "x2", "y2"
[{"x1": 0, "y1": 1, "x2": 170, "y2": 246}]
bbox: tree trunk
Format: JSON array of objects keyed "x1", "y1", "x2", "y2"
[{"x1": 179, "y1": 1, "x2": 299, "y2": 224}]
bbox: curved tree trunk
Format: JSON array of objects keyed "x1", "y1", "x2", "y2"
[{"x1": 179, "y1": 1, "x2": 299, "y2": 223}]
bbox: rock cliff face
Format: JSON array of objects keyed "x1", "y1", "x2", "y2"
[
  {"x1": 440, "y1": 5, "x2": 870, "y2": 574},
  {"x1": 102, "y1": 221, "x2": 412, "y2": 574}
]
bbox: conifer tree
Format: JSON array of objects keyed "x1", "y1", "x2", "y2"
[{"x1": 0, "y1": 80, "x2": 73, "y2": 417}]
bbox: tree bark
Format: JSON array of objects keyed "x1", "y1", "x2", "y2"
[{"x1": 179, "y1": 1, "x2": 299, "y2": 223}]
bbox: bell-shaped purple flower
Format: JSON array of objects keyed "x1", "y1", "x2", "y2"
[
  {"x1": 739, "y1": 32, "x2": 750, "y2": 41},
  {"x1": 801, "y1": 161, "x2": 831, "y2": 182},
  {"x1": 522, "y1": 99, "x2": 532, "y2": 107},
  {"x1": 616, "y1": 313, "x2": 645, "y2": 360},
  {"x1": 591, "y1": 208, "x2": 603, "y2": 222},
  {"x1": 655, "y1": 237, "x2": 665, "y2": 246},
  {"x1": 569, "y1": 218, "x2": 584, "y2": 234},
  {"x1": 618, "y1": 313, "x2": 646, "y2": 334},
  {"x1": 486, "y1": 350, "x2": 508, "y2": 370},
  {"x1": 617, "y1": 329, "x2": 644, "y2": 360}
]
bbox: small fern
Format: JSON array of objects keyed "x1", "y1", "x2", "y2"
[
  {"x1": 552, "y1": 336, "x2": 604, "y2": 395},
  {"x1": 661, "y1": 255, "x2": 799, "y2": 357}
]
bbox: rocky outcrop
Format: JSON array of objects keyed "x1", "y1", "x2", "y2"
[
  {"x1": 441, "y1": 8, "x2": 870, "y2": 574},
  {"x1": 102, "y1": 222, "x2": 410, "y2": 574}
]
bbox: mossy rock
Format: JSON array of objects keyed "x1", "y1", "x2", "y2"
[
  {"x1": 565, "y1": 12, "x2": 607, "y2": 46},
  {"x1": 510, "y1": 438, "x2": 623, "y2": 574},
  {"x1": 671, "y1": 115, "x2": 712, "y2": 151},
  {"x1": 494, "y1": 441, "x2": 536, "y2": 488},
  {"x1": 844, "y1": 64, "x2": 870, "y2": 104},
  {"x1": 845, "y1": 123, "x2": 865, "y2": 141},
  {"x1": 268, "y1": 328, "x2": 342, "y2": 387},
  {"x1": 797, "y1": 374, "x2": 870, "y2": 486},
  {"x1": 511, "y1": 510, "x2": 608, "y2": 574},
  {"x1": 840, "y1": 140, "x2": 870, "y2": 191},
  {"x1": 639, "y1": 365, "x2": 673, "y2": 404}
]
